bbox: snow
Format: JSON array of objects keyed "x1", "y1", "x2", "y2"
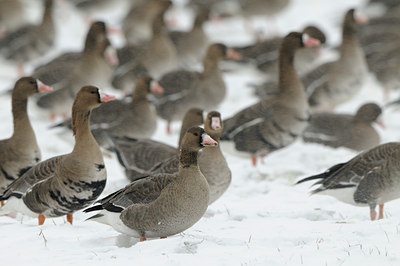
[{"x1": 1, "y1": 0, "x2": 400, "y2": 265}]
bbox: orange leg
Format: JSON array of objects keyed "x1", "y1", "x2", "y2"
[
  {"x1": 370, "y1": 209, "x2": 377, "y2": 221},
  {"x1": 166, "y1": 123, "x2": 171, "y2": 135},
  {"x1": 0, "y1": 201, "x2": 4, "y2": 207},
  {"x1": 378, "y1": 204, "x2": 384, "y2": 220},
  {"x1": 38, "y1": 214, "x2": 46, "y2": 225},
  {"x1": 251, "y1": 155, "x2": 257, "y2": 166},
  {"x1": 50, "y1": 113, "x2": 56, "y2": 122},
  {"x1": 140, "y1": 237, "x2": 147, "y2": 242},
  {"x1": 66, "y1": 214, "x2": 73, "y2": 225}
]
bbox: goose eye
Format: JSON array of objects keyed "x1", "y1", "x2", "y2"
[
  {"x1": 90, "y1": 90, "x2": 97, "y2": 94},
  {"x1": 194, "y1": 132, "x2": 199, "y2": 136},
  {"x1": 29, "y1": 80, "x2": 35, "y2": 84}
]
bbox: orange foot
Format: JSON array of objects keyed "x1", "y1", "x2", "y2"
[
  {"x1": 166, "y1": 123, "x2": 171, "y2": 135},
  {"x1": 1, "y1": 201, "x2": 4, "y2": 207},
  {"x1": 66, "y1": 214, "x2": 73, "y2": 225},
  {"x1": 378, "y1": 204, "x2": 384, "y2": 220},
  {"x1": 140, "y1": 237, "x2": 147, "y2": 242},
  {"x1": 38, "y1": 214, "x2": 45, "y2": 225},
  {"x1": 370, "y1": 209, "x2": 377, "y2": 221},
  {"x1": 251, "y1": 155, "x2": 257, "y2": 166}
]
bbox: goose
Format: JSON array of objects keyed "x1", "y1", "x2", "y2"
[{"x1": 0, "y1": 86, "x2": 115, "y2": 225}]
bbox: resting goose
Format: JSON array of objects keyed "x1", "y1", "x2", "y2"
[
  {"x1": 84, "y1": 127, "x2": 217, "y2": 241},
  {"x1": 297, "y1": 142, "x2": 400, "y2": 220},
  {"x1": 0, "y1": 77, "x2": 52, "y2": 196},
  {"x1": 303, "y1": 103, "x2": 382, "y2": 151},
  {"x1": 0, "y1": 0, "x2": 55, "y2": 68},
  {"x1": 307, "y1": 9, "x2": 369, "y2": 112},
  {"x1": 221, "y1": 32, "x2": 320, "y2": 166},
  {"x1": 154, "y1": 43, "x2": 240, "y2": 133},
  {"x1": 0, "y1": 86, "x2": 115, "y2": 225},
  {"x1": 150, "y1": 111, "x2": 231, "y2": 204},
  {"x1": 111, "y1": 108, "x2": 204, "y2": 182}
]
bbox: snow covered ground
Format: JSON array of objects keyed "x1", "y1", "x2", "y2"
[{"x1": 2, "y1": 0, "x2": 400, "y2": 265}]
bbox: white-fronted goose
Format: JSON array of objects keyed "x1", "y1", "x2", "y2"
[
  {"x1": 154, "y1": 43, "x2": 240, "y2": 133},
  {"x1": 90, "y1": 76, "x2": 163, "y2": 148},
  {"x1": 36, "y1": 34, "x2": 115, "y2": 120},
  {"x1": 113, "y1": 1, "x2": 177, "y2": 92},
  {"x1": 0, "y1": 86, "x2": 115, "y2": 225},
  {"x1": 198, "y1": 111, "x2": 231, "y2": 204},
  {"x1": 111, "y1": 108, "x2": 204, "y2": 182},
  {"x1": 145, "y1": 111, "x2": 231, "y2": 204},
  {"x1": 84, "y1": 127, "x2": 217, "y2": 241},
  {"x1": 234, "y1": 25, "x2": 326, "y2": 82},
  {"x1": 296, "y1": 142, "x2": 400, "y2": 220},
  {"x1": 122, "y1": 0, "x2": 172, "y2": 45},
  {"x1": 32, "y1": 21, "x2": 114, "y2": 87},
  {"x1": 220, "y1": 32, "x2": 320, "y2": 165},
  {"x1": 0, "y1": 0, "x2": 55, "y2": 66},
  {"x1": 168, "y1": 7, "x2": 210, "y2": 66},
  {"x1": 0, "y1": 77, "x2": 52, "y2": 196},
  {"x1": 307, "y1": 9, "x2": 369, "y2": 112},
  {"x1": 303, "y1": 103, "x2": 382, "y2": 152},
  {"x1": 51, "y1": 75, "x2": 162, "y2": 149}
]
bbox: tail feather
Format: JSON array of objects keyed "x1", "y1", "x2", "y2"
[
  {"x1": 85, "y1": 213, "x2": 104, "y2": 221},
  {"x1": 83, "y1": 205, "x2": 103, "y2": 213},
  {"x1": 296, "y1": 162, "x2": 347, "y2": 185}
]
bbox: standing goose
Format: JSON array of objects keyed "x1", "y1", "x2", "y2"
[
  {"x1": 84, "y1": 127, "x2": 218, "y2": 241},
  {"x1": 0, "y1": 77, "x2": 52, "y2": 196},
  {"x1": 51, "y1": 76, "x2": 162, "y2": 149},
  {"x1": 168, "y1": 7, "x2": 210, "y2": 66},
  {"x1": 122, "y1": 0, "x2": 172, "y2": 45},
  {"x1": 36, "y1": 34, "x2": 115, "y2": 120},
  {"x1": 90, "y1": 76, "x2": 163, "y2": 148},
  {"x1": 302, "y1": 103, "x2": 382, "y2": 152},
  {"x1": 0, "y1": 0, "x2": 55, "y2": 69},
  {"x1": 0, "y1": 86, "x2": 115, "y2": 225},
  {"x1": 154, "y1": 43, "x2": 240, "y2": 133},
  {"x1": 32, "y1": 21, "x2": 113, "y2": 87},
  {"x1": 112, "y1": 1, "x2": 176, "y2": 92},
  {"x1": 307, "y1": 9, "x2": 369, "y2": 112},
  {"x1": 198, "y1": 111, "x2": 231, "y2": 204},
  {"x1": 296, "y1": 142, "x2": 400, "y2": 220},
  {"x1": 111, "y1": 108, "x2": 204, "y2": 182},
  {"x1": 220, "y1": 32, "x2": 320, "y2": 166}
]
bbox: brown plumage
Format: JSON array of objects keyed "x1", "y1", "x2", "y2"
[
  {"x1": 0, "y1": 77, "x2": 52, "y2": 194},
  {"x1": 84, "y1": 127, "x2": 217, "y2": 240},
  {"x1": 0, "y1": 86, "x2": 115, "y2": 225}
]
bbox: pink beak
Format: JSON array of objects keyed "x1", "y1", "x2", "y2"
[
  {"x1": 107, "y1": 25, "x2": 122, "y2": 35},
  {"x1": 376, "y1": 119, "x2": 386, "y2": 129},
  {"x1": 150, "y1": 81, "x2": 164, "y2": 94},
  {"x1": 303, "y1": 35, "x2": 321, "y2": 47},
  {"x1": 355, "y1": 13, "x2": 369, "y2": 24},
  {"x1": 37, "y1": 80, "x2": 53, "y2": 92},
  {"x1": 105, "y1": 46, "x2": 119, "y2": 66},
  {"x1": 226, "y1": 48, "x2": 242, "y2": 60},
  {"x1": 100, "y1": 92, "x2": 116, "y2": 103},
  {"x1": 211, "y1": 117, "x2": 221, "y2": 130},
  {"x1": 201, "y1": 133, "x2": 218, "y2": 147}
]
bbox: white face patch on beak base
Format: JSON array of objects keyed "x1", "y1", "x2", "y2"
[
  {"x1": 302, "y1": 33, "x2": 321, "y2": 47},
  {"x1": 211, "y1": 117, "x2": 221, "y2": 130},
  {"x1": 36, "y1": 79, "x2": 53, "y2": 92}
]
